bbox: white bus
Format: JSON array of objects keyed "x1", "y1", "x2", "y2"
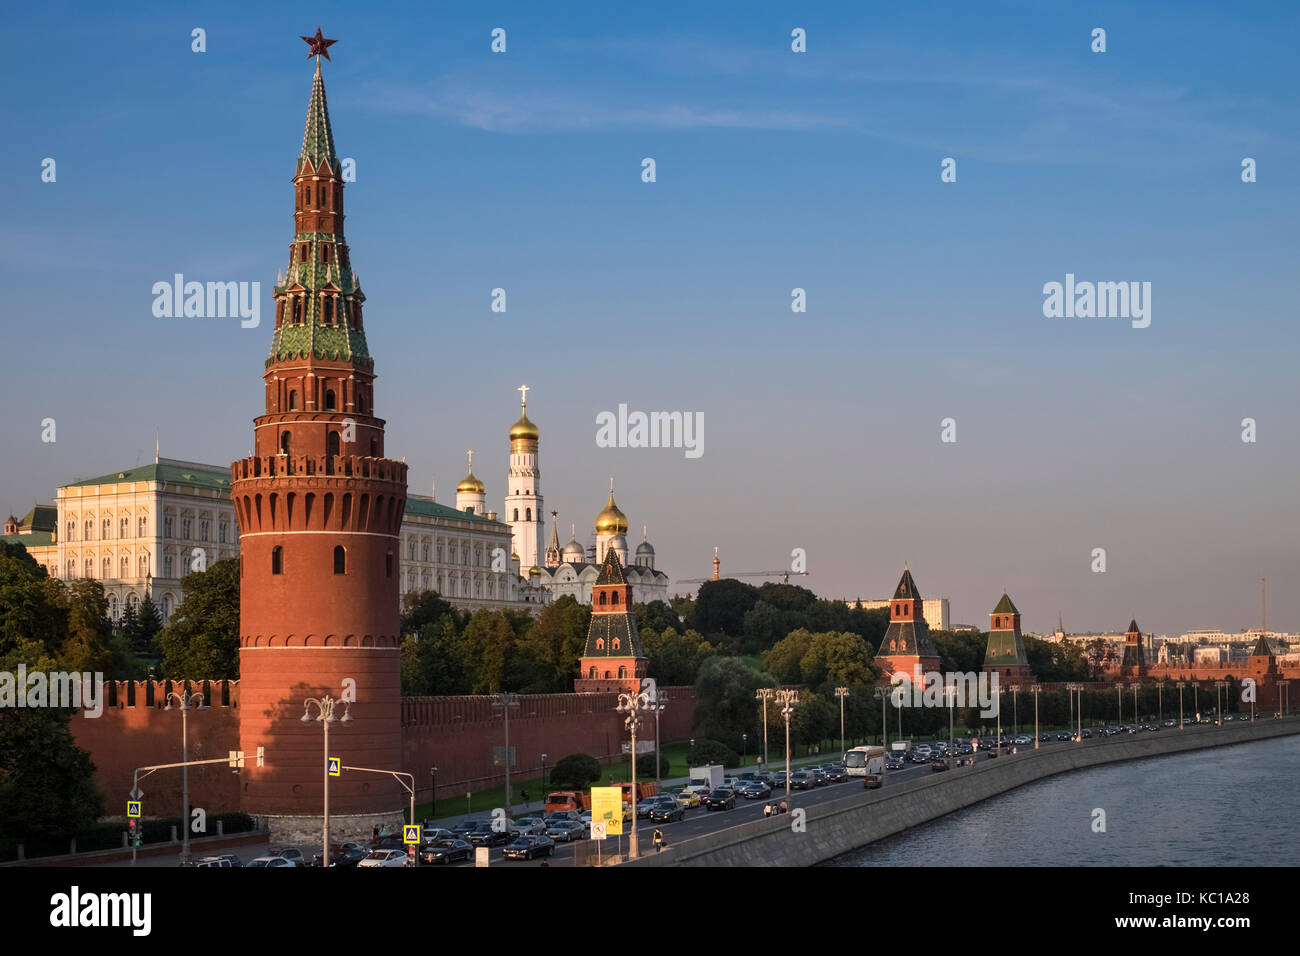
[{"x1": 843, "y1": 745, "x2": 886, "y2": 777}]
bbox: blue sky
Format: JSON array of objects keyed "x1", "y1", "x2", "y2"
[{"x1": 2, "y1": 1, "x2": 1297, "y2": 636}]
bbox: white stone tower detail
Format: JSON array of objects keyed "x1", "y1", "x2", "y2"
[{"x1": 505, "y1": 385, "x2": 543, "y2": 571}]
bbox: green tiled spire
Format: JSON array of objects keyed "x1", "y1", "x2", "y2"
[{"x1": 298, "y1": 64, "x2": 339, "y2": 174}]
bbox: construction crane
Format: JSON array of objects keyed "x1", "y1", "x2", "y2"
[{"x1": 677, "y1": 547, "x2": 809, "y2": 585}]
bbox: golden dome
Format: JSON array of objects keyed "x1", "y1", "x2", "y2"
[
  {"x1": 456, "y1": 471, "x2": 485, "y2": 495},
  {"x1": 528, "y1": 565, "x2": 542, "y2": 577},
  {"x1": 595, "y1": 490, "x2": 628, "y2": 535},
  {"x1": 510, "y1": 408, "x2": 539, "y2": 442}
]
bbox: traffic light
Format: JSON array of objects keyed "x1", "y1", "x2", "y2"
[{"x1": 129, "y1": 819, "x2": 141, "y2": 848}]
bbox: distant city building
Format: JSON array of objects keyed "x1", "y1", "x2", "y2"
[{"x1": 849, "y1": 596, "x2": 950, "y2": 631}]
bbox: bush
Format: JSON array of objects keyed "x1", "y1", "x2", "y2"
[
  {"x1": 636, "y1": 752, "x2": 670, "y2": 778},
  {"x1": 685, "y1": 739, "x2": 738, "y2": 770},
  {"x1": 549, "y1": 753, "x2": 602, "y2": 790}
]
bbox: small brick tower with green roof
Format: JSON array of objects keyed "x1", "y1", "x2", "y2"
[
  {"x1": 875, "y1": 565, "x2": 943, "y2": 681},
  {"x1": 1121, "y1": 618, "x2": 1146, "y2": 676},
  {"x1": 983, "y1": 592, "x2": 1034, "y2": 684},
  {"x1": 575, "y1": 548, "x2": 647, "y2": 694}
]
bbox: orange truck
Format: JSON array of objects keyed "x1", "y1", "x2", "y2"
[
  {"x1": 616, "y1": 781, "x2": 658, "y2": 804},
  {"x1": 544, "y1": 791, "x2": 592, "y2": 815}
]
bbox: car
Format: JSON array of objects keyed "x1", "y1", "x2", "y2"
[
  {"x1": 1146, "y1": 724, "x2": 1159, "y2": 732},
  {"x1": 740, "y1": 782, "x2": 772, "y2": 800},
  {"x1": 313, "y1": 843, "x2": 368, "y2": 867},
  {"x1": 247, "y1": 856, "x2": 295, "y2": 867},
  {"x1": 358, "y1": 849, "x2": 409, "y2": 868},
  {"x1": 545, "y1": 820, "x2": 587, "y2": 842},
  {"x1": 1164, "y1": 719, "x2": 1177, "y2": 727},
  {"x1": 1057, "y1": 730, "x2": 1072, "y2": 741},
  {"x1": 511, "y1": 817, "x2": 547, "y2": 836},
  {"x1": 207, "y1": 853, "x2": 243, "y2": 867},
  {"x1": 1013, "y1": 735, "x2": 1031, "y2": 746},
  {"x1": 1223, "y1": 714, "x2": 1233, "y2": 722},
  {"x1": 885, "y1": 754, "x2": 905, "y2": 770},
  {"x1": 1038, "y1": 733, "x2": 1051, "y2": 742},
  {"x1": 809, "y1": 770, "x2": 828, "y2": 787},
  {"x1": 466, "y1": 821, "x2": 511, "y2": 847},
  {"x1": 267, "y1": 847, "x2": 305, "y2": 866},
  {"x1": 823, "y1": 765, "x2": 848, "y2": 783},
  {"x1": 418, "y1": 829, "x2": 456, "y2": 846},
  {"x1": 958, "y1": 743, "x2": 974, "y2": 755},
  {"x1": 649, "y1": 800, "x2": 686, "y2": 823},
  {"x1": 670, "y1": 789, "x2": 701, "y2": 809},
  {"x1": 930, "y1": 758, "x2": 950, "y2": 773},
  {"x1": 190, "y1": 856, "x2": 237, "y2": 867},
  {"x1": 770, "y1": 771, "x2": 789, "y2": 789},
  {"x1": 863, "y1": 774, "x2": 883, "y2": 790},
  {"x1": 705, "y1": 788, "x2": 737, "y2": 810},
  {"x1": 721, "y1": 777, "x2": 743, "y2": 792},
  {"x1": 421, "y1": 838, "x2": 473, "y2": 865},
  {"x1": 503, "y1": 834, "x2": 557, "y2": 861},
  {"x1": 789, "y1": 772, "x2": 814, "y2": 791},
  {"x1": 450, "y1": 819, "x2": 478, "y2": 839},
  {"x1": 683, "y1": 785, "x2": 713, "y2": 803}
]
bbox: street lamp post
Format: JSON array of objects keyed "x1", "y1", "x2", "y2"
[
  {"x1": 430, "y1": 766, "x2": 438, "y2": 818},
  {"x1": 1030, "y1": 684, "x2": 1042, "y2": 749},
  {"x1": 755, "y1": 688, "x2": 774, "y2": 766},
  {"x1": 834, "y1": 687, "x2": 849, "y2": 756},
  {"x1": 1176, "y1": 681, "x2": 1185, "y2": 729},
  {"x1": 491, "y1": 692, "x2": 520, "y2": 811},
  {"x1": 1279, "y1": 680, "x2": 1290, "y2": 717},
  {"x1": 540, "y1": 754, "x2": 548, "y2": 794},
  {"x1": 944, "y1": 685, "x2": 955, "y2": 751},
  {"x1": 1117, "y1": 681, "x2": 1124, "y2": 725},
  {"x1": 616, "y1": 687, "x2": 651, "y2": 858},
  {"x1": 651, "y1": 700, "x2": 666, "y2": 783},
  {"x1": 1214, "y1": 681, "x2": 1229, "y2": 725},
  {"x1": 776, "y1": 689, "x2": 799, "y2": 801},
  {"x1": 1191, "y1": 681, "x2": 1200, "y2": 720},
  {"x1": 874, "y1": 686, "x2": 888, "y2": 750},
  {"x1": 1066, "y1": 683, "x2": 1082, "y2": 742},
  {"x1": 1009, "y1": 684, "x2": 1021, "y2": 737},
  {"x1": 163, "y1": 688, "x2": 206, "y2": 865},
  {"x1": 1157, "y1": 681, "x2": 1164, "y2": 723},
  {"x1": 742, "y1": 733, "x2": 748, "y2": 766},
  {"x1": 1132, "y1": 682, "x2": 1140, "y2": 724},
  {"x1": 301, "y1": 695, "x2": 352, "y2": 868}
]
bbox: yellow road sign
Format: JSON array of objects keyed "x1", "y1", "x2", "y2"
[{"x1": 592, "y1": 786, "x2": 623, "y2": 835}]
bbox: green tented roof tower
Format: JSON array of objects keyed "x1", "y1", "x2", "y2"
[{"x1": 984, "y1": 592, "x2": 1034, "y2": 682}]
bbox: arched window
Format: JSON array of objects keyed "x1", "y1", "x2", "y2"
[
  {"x1": 325, "y1": 389, "x2": 336, "y2": 410},
  {"x1": 162, "y1": 595, "x2": 172, "y2": 619},
  {"x1": 588, "y1": 666, "x2": 596, "y2": 679},
  {"x1": 292, "y1": 298, "x2": 302, "y2": 324},
  {"x1": 109, "y1": 596, "x2": 118, "y2": 619},
  {"x1": 271, "y1": 546, "x2": 283, "y2": 574},
  {"x1": 281, "y1": 431, "x2": 291, "y2": 456},
  {"x1": 324, "y1": 298, "x2": 334, "y2": 325},
  {"x1": 513, "y1": 509, "x2": 519, "y2": 521},
  {"x1": 613, "y1": 638, "x2": 621, "y2": 650},
  {"x1": 288, "y1": 390, "x2": 298, "y2": 410},
  {"x1": 357, "y1": 392, "x2": 366, "y2": 414},
  {"x1": 526, "y1": 508, "x2": 531, "y2": 521},
  {"x1": 618, "y1": 666, "x2": 627, "y2": 679},
  {"x1": 604, "y1": 671, "x2": 611, "y2": 679},
  {"x1": 334, "y1": 546, "x2": 345, "y2": 574},
  {"x1": 611, "y1": 592, "x2": 620, "y2": 605},
  {"x1": 596, "y1": 639, "x2": 605, "y2": 650},
  {"x1": 370, "y1": 437, "x2": 377, "y2": 456},
  {"x1": 599, "y1": 592, "x2": 607, "y2": 606}
]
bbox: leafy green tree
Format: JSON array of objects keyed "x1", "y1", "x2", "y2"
[
  {"x1": 799, "y1": 631, "x2": 878, "y2": 693},
  {"x1": 0, "y1": 542, "x2": 64, "y2": 659},
  {"x1": 693, "y1": 579, "x2": 759, "y2": 641},
  {"x1": 56, "y1": 579, "x2": 116, "y2": 676},
  {"x1": 156, "y1": 558, "x2": 240, "y2": 679},
  {"x1": 132, "y1": 595, "x2": 164, "y2": 657},
  {"x1": 403, "y1": 615, "x2": 466, "y2": 696},
  {"x1": 642, "y1": 626, "x2": 716, "y2": 686},
  {"x1": 513, "y1": 595, "x2": 589, "y2": 692},
  {"x1": 694, "y1": 656, "x2": 772, "y2": 755},
  {"x1": 932, "y1": 630, "x2": 985, "y2": 674},
  {"x1": 763, "y1": 628, "x2": 814, "y2": 684},
  {"x1": 401, "y1": 590, "x2": 464, "y2": 636},
  {"x1": 755, "y1": 582, "x2": 818, "y2": 612},
  {"x1": 0, "y1": 708, "x2": 104, "y2": 841},
  {"x1": 460, "y1": 610, "x2": 516, "y2": 694},
  {"x1": 634, "y1": 600, "x2": 680, "y2": 634},
  {"x1": 685, "y1": 738, "x2": 738, "y2": 769},
  {"x1": 549, "y1": 753, "x2": 602, "y2": 790},
  {"x1": 790, "y1": 690, "x2": 836, "y2": 749},
  {"x1": 636, "y1": 752, "x2": 670, "y2": 778}
]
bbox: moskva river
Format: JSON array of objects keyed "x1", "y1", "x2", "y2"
[{"x1": 828, "y1": 734, "x2": 1297, "y2": 866}]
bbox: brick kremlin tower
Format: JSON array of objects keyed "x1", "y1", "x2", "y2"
[
  {"x1": 982, "y1": 592, "x2": 1034, "y2": 684},
  {"x1": 231, "y1": 32, "x2": 407, "y2": 840},
  {"x1": 1120, "y1": 618, "x2": 1146, "y2": 677},
  {"x1": 575, "y1": 548, "x2": 648, "y2": 694},
  {"x1": 875, "y1": 565, "x2": 942, "y2": 680}
]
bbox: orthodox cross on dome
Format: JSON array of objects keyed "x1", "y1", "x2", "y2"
[
  {"x1": 518, "y1": 384, "x2": 529, "y2": 407},
  {"x1": 609, "y1": 477, "x2": 615, "y2": 493},
  {"x1": 301, "y1": 27, "x2": 337, "y2": 69},
  {"x1": 466, "y1": 450, "x2": 473, "y2": 470}
]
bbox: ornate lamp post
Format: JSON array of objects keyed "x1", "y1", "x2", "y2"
[
  {"x1": 834, "y1": 687, "x2": 849, "y2": 756},
  {"x1": 1214, "y1": 680, "x2": 1229, "y2": 725},
  {"x1": 1191, "y1": 681, "x2": 1200, "y2": 720},
  {"x1": 776, "y1": 689, "x2": 799, "y2": 800},
  {"x1": 1065, "y1": 683, "x2": 1083, "y2": 741},
  {"x1": 430, "y1": 765, "x2": 438, "y2": 818},
  {"x1": 1176, "y1": 680, "x2": 1185, "y2": 729},
  {"x1": 755, "y1": 688, "x2": 774, "y2": 766},
  {"x1": 1116, "y1": 681, "x2": 1125, "y2": 725},
  {"x1": 616, "y1": 687, "x2": 652, "y2": 858},
  {"x1": 164, "y1": 687, "x2": 205, "y2": 865},
  {"x1": 1030, "y1": 684, "x2": 1042, "y2": 749},
  {"x1": 874, "y1": 686, "x2": 888, "y2": 750},
  {"x1": 1009, "y1": 684, "x2": 1021, "y2": 737},
  {"x1": 651, "y1": 702, "x2": 667, "y2": 783},
  {"x1": 1132, "y1": 682, "x2": 1140, "y2": 724},
  {"x1": 1279, "y1": 679, "x2": 1290, "y2": 717},
  {"x1": 301, "y1": 694, "x2": 351, "y2": 867}
]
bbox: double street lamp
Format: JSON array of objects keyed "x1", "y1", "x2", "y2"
[
  {"x1": 755, "y1": 688, "x2": 774, "y2": 766},
  {"x1": 616, "y1": 687, "x2": 652, "y2": 858},
  {"x1": 1214, "y1": 680, "x2": 1229, "y2": 725},
  {"x1": 492, "y1": 692, "x2": 521, "y2": 810},
  {"x1": 776, "y1": 689, "x2": 799, "y2": 800},
  {"x1": 1030, "y1": 684, "x2": 1042, "y2": 749},
  {"x1": 834, "y1": 687, "x2": 849, "y2": 756},
  {"x1": 164, "y1": 688, "x2": 206, "y2": 865},
  {"x1": 301, "y1": 695, "x2": 352, "y2": 868}
]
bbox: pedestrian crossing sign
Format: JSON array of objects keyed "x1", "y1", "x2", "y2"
[
  {"x1": 328, "y1": 757, "x2": 341, "y2": 776},
  {"x1": 126, "y1": 801, "x2": 141, "y2": 818},
  {"x1": 404, "y1": 825, "x2": 421, "y2": 844}
]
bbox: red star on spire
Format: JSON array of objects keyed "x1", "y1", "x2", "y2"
[{"x1": 301, "y1": 27, "x2": 337, "y2": 62}]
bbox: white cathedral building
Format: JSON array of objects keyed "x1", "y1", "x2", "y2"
[{"x1": 453, "y1": 388, "x2": 670, "y2": 606}]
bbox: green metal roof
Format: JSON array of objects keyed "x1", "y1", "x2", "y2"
[
  {"x1": 19, "y1": 505, "x2": 57, "y2": 532},
  {"x1": 404, "y1": 496, "x2": 503, "y2": 527},
  {"x1": 1, "y1": 532, "x2": 54, "y2": 548},
  {"x1": 992, "y1": 593, "x2": 1019, "y2": 615},
  {"x1": 297, "y1": 66, "x2": 339, "y2": 174},
  {"x1": 64, "y1": 462, "x2": 231, "y2": 491}
]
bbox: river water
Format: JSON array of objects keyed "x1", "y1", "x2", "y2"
[{"x1": 828, "y1": 734, "x2": 1298, "y2": 866}]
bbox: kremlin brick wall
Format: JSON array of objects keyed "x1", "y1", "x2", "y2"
[{"x1": 71, "y1": 681, "x2": 699, "y2": 818}]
